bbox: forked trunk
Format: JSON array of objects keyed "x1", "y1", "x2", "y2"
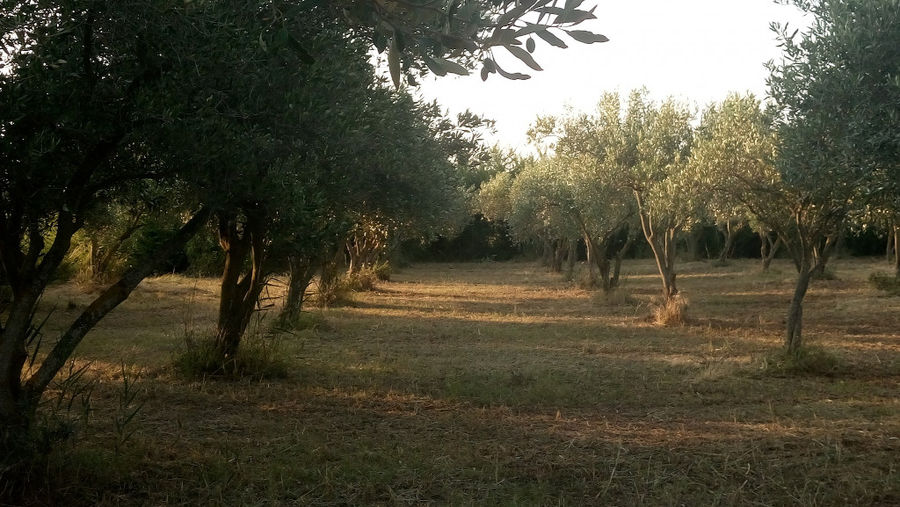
[
  {"x1": 611, "y1": 233, "x2": 635, "y2": 289},
  {"x1": 760, "y1": 232, "x2": 781, "y2": 272},
  {"x1": 810, "y1": 235, "x2": 837, "y2": 278},
  {"x1": 635, "y1": 191, "x2": 679, "y2": 301},
  {"x1": 718, "y1": 220, "x2": 738, "y2": 262},
  {"x1": 215, "y1": 210, "x2": 267, "y2": 359}
]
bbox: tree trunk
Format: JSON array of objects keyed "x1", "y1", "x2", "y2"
[
  {"x1": 634, "y1": 192, "x2": 679, "y2": 301},
  {"x1": 718, "y1": 220, "x2": 737, "y2": 262},
  {"x1": 810, "y1": 235, "x2": 838, "y2": 279},
  {"x1": 886, "y1": 225, "x2": 895, "y2": 263},
  {"x1": 583, "y1": 233, "x2": 597, "y2": 287},
  {"x1": 565, "y1": 239, "x2": 577, "y2": 278},
  {"x1": 785, "y1": 264, "x2": 813, "y2": 354},
  {"x1": 611, "y1": 233, "x2": 635, "y2": 288},
  {"x1": 90, "y1": 236, "x2": 101, "y2": 279},
  {"x1": 214, "y1": 209, "x2": 267, "y2": 360},
  {"x1": 283, "y1": 256, "x2": 317, "y2": 321},
  {"x1": 685, "y1": 226, "x2": 703, "y2": 261},
  {"x1": 893, "y1": 223, "x2": 900, "y2": 279},
  {"x1": 0, "y1": 291, "x2": 39, "y2": 450},
  {"x1": 551, "y1": 239, "x2": 565, "y2": 273},
  {"x1": 761, "y1": 235, "x2": 781, "y2": 272},
  {"x1": 758, "y1": 232, "x2": 776, "y2": 271},
  {"x1": 540, "y1": 237, "x2": 553, "y2": 267},
  {"x1": 317, "y1": 242, "x2": 345, "y2": 306}
]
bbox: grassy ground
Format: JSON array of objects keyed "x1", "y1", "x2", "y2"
[{"x1": 8, "y1": 258, "x2": 900, "y2": 506}]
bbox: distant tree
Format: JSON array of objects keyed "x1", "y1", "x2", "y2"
[
  {"x1": 543, "y1": 99, "x2": 639, "y2": 291},
  {"x1": 691, "y1": 94, "x2": 780, "y2": 270},
  {"x1": 612, "y1": 91, "x2": 696, "y2": 301},
  {"x1": 505, "y1": 157, "x2": 580, "y2": 271}
]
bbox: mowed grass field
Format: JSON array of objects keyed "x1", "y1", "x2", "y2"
[{"x1": 13, "y1": 258, "x2": 900, "y2": 505}]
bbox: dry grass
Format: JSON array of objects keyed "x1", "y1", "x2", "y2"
[
  {"x1": 652, "y1": 294, "x2": 689, "y2": 326},
  {"x1": 6, "y1": 258, "x2": 899, "y2": 505}
]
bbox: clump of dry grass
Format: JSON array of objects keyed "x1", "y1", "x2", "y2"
[{"x1": 652, "y1": 294, "x2": 688, "y2": 326}]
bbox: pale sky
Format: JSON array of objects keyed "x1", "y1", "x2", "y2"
[{"x1": 414, "y1": 0, "x2": 810, "y2": 151}]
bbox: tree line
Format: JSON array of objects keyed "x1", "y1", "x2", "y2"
[{"x1": 477, "y1": 0, "x2": 899, "y2": 354}]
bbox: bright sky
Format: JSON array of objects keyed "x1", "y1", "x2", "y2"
[{"x1": 415, "y1": 0, "x2": 810, "y2": 151}]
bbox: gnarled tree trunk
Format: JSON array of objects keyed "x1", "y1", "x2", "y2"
[{"x1": 215, "y1": 208, "x2": 268, "y2": 360}]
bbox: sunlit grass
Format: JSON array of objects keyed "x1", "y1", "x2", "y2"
[{"x1": 12, "y1": 258, "x2": 900, "y2": 505}]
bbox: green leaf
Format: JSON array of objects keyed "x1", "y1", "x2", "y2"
[
  {"x1": 506, "y1": 45, "x2": 543, "y2": 71},
  {"x1": 564, "y1": 0, "x2": 585, "y2": 11},
  {"x1": 424, "y1": 56, "x2": 447, "y2": 77},
  {"x1": 497, "y1": 0, "x2": 537, "y2": 27},
  {"x1": 388, "y1": 38, "x2": 401, "y2": 88},
  {"x1": 486, "y1": 28, "x2": 520, "y2": 47},
  {"x1": 434, "y1": 57, "x2": 469, "y2": 76},
  {"x1": 481, "y1": 65, "x2": 490, "y2": 81},
  {"x1": 535, "y1": 6, "x2": 566, "y2": 16},
  {"x1": 494, "y1": 61, "x2": 531, "y2": 80},
  {"x1": 565, "y1": 30, "x2": 609, "y2": 44},
  {"x1": 440, "y1": 34, "x2": 479, "y2": 52},
  {"x1": 526, "y1": 37, "x2": 536, "y2": 53},
  {"x1": 515, "y1": 23, "x2": 545, "y2": 37},
  {"x1": 536, "y1": 29, "x2": 568, "y2": 48},
  {"x1": 556, "y1": 9, "x2": 596, "y2": 24}
]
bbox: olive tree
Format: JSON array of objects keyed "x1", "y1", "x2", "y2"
[
  {"x1": 0, "y1": 0, "x2": 215, "y2": 450},
  {"x1": 691, "y1": 94, "x2": 780, "y2": 270},
  {"x1": 572, "y1": 91, "x2": 698, "y2": 301},
  {"x1": 765, "y1": 0, "x2": 900, "y2": 352}
]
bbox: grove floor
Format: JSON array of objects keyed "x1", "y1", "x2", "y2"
[{"x1": 12, "y1": 258, "x2": 900, "y2": 505}]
